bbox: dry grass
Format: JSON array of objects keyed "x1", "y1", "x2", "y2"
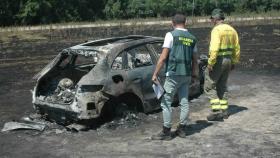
[
  {"x1": 0, "y1": 13, "x2": 279, "y2": 42},
  {"x1": 0, "y1": 31, "x2": 48, "y2": 43}
]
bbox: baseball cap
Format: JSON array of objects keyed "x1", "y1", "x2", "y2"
[{"x1": 210, "y1": 8, "x2": 225, "y2": 20}]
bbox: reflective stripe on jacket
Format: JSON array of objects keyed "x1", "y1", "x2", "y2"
[{"x1": 208, "y1": 23, "x2": 240, "y2": 66}]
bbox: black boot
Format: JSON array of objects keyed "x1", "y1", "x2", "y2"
[
  {"x1": 207, "y1": 110, "x2": 224, "y2": 121},
  {"x1": 176, "y1": 124, "x2": 187, "y2": 138},
  {"x1": 221, "y1": 110, "x2": 230, "y2": 119},
  {"x1": 151, "y1": 126, "x2": 172, "y2": 140}
]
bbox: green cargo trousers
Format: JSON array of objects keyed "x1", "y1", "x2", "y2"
[{"x1": 204, "y1": 57, "x2": 232, "y2": 106}]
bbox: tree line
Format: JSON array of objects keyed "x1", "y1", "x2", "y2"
[{"x1": 0, "y1": 0, "x2": 279, "y2": 26}]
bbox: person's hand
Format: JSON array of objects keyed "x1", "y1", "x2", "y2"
[
  {"x1": 152, "y1": 74, "x2": 158, "y2": 84},
  {"x1": 231, "y1": 64, "x2": 235, "y2": 70},
  {"x1": 207, "y1": 65, "x2": 213, "y2": 72}
]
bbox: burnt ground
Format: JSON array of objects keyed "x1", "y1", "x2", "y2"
[{"x1": 0, "y1": 24, "x2": 279, "y2": 158}]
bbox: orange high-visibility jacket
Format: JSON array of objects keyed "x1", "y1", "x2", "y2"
[{"x1": 208, "y1": 23, "x2": 240, "y2": 66}]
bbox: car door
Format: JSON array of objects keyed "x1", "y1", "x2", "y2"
[
  {"x1": 125, "y1": 44, "x2": 158, "y2": 109},
  {"x1": 107, "y1": 51, "x2": 129, "y2": 96}
]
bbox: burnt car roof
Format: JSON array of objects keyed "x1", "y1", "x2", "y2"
[{"x1": 67, "y1": 35, "x2": 164, "y2": 53}]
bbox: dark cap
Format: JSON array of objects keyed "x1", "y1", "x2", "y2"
[{"x1": 210, "y1": 8, "x2": 225, "y2": 20}]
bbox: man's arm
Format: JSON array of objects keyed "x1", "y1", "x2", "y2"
[
  {"x1": 152, "y1": 48, "x2": 169, "y2": 82},
  {"x1": 231, "y1": 30, "x2": 240, "y2": 70},
  {"x1": 208, "y1": 28, "x2": 220, "y2": 71}
]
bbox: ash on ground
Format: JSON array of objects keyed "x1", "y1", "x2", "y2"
[{"x1": 97, "y1": 112, "x2": 157, "y2": 135}]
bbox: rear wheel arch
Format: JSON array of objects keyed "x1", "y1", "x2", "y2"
[{"x1": 117, "y1": 92, "x2": 144, "y2": 112}]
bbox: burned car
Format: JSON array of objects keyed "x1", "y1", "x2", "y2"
[{"x1": 32, "y1": 35, "x2": 207, "y2": 125}]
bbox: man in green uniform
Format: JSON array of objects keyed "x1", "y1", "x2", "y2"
[
  {"x1": 204, "y1": 9, "x2": 240, "y2": 121},
  {"x1": 151, "y1": 13, "x2": 199, "y2": 140}
]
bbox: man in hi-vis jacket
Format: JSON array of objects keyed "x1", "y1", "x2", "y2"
[{"x1": 204, "y1": 9, "x2": 240, "y2": 121}]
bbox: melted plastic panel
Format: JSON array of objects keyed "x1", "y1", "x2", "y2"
[{"x1": 2, "y1": 122, "x2": 46, "y2": 132}]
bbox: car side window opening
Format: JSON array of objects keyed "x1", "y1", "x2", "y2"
[
  {"x1": 148, "y1": 42, "x2": 163, "y2": 57},
  {"x1": 127, "y1": 45, "x2": 153, "y2": 69},
  {"x1": 58, "y1": 54, "x2": 73, "y2": 68},
  {"x1": 74, "y1": 55, "x2": 96, "y2": 66},
  {"x1": 112, "y1": 51, "x2": 128, "y2": 70}
]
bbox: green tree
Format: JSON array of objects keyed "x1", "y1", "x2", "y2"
[
  {"x1": 0, "y1": 0, "x2": 279, "y2": 26},
  {"x1": 197, "y1": 0, "x2": 216, "y2": 15},
  {"x1": 104, "y1": 0, "x2": 129, "y2": 19},
  {"x1": 0, "y1": 0, "x2": 26, "y2": 26},
  {"x1": 127, "y1": 0, "x2": 147, "y2": 18},
  {"x1": 271, "y1": 0, "x2": 280, "y2": 10},
  {"x1": 219, "y1": 0, "x2": 235, "y2": 15},
  {"x1": 17, "y1": 0, "x2": 53, "y2": 24}
]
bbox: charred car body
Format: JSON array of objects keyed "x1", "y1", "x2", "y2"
[{"x1": 32, "y1": 35, "x2": 207, "y2": 125}]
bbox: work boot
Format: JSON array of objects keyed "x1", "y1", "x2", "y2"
[
  {"x1": 176, "y1": 124, "x2": 187, "y2": 138},
  {"x1": 151, "y1": 126, "x2": 172, "y2": 141},
  {"x1": 207, "y1": 112, "x2": 224, "y2": 121},
  {"x1": 221, "y1": 110, "x2": 230, "y2": 119}
]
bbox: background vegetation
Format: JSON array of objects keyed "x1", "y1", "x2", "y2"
[{"x1": 0, "y1": 0, "x2": 279, "y2": 26}]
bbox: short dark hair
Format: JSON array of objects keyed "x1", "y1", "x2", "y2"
[{"x1": 172, "y1": 14, "x2": 186, "y2": 25}]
